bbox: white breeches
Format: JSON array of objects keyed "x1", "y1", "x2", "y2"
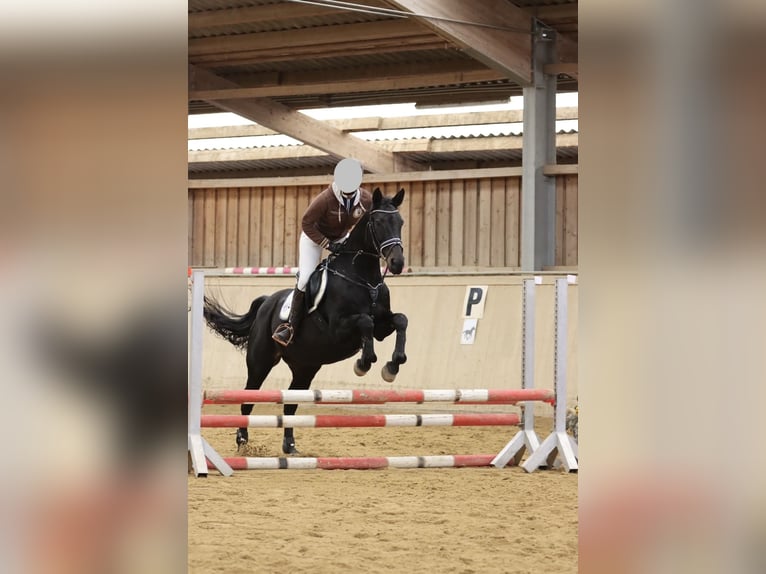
[{"x1": 297, "y1": 232, "x2": 322, "y2": 291}]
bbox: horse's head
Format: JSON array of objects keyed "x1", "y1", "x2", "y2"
[{"x1": 368, "y1": 187, "x2": 406, "y2": 274}]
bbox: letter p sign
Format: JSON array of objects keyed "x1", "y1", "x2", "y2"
[{"x1": 462, "y1": 286, "x2": 488, "y2": 319}]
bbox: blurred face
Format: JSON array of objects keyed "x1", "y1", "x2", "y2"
[{"x1": 334, "y1": 159, "x2": 363, "y2": 193}]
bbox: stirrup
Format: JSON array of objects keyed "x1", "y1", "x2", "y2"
[{"x1": 272, "y1": 323, "x2": 294, "y2": 347}]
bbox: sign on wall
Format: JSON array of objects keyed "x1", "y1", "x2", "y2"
[{"x1": 461, "y1": 286, "x2": 488, "y2": 344}]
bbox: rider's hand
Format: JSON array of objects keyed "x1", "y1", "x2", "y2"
[{"x1": 327, "y1": 241, "x2": 343, "y2": 254}]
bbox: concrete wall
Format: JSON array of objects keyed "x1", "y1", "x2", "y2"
[{"x1": 196, "y1": 273, "x2": 578, "y2": 413}]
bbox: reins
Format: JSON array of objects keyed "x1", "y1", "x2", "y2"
[{"x1": 326, "y1": 206, "x2": 402, "y2": 301}]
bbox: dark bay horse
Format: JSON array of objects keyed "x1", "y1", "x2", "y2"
[{"x1": 203, "y1": 188, "x2": 408, "y2": 454}]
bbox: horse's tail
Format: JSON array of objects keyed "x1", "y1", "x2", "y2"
[{"x1": 203, "y1": 295, "x2": 266, "y2": 350}]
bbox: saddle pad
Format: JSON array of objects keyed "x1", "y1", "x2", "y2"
[
  {"x1": 278, "y1": 290, "x2": 294, "y2": 321},
  {"x1": 278, "y1": 267, "x2": 328, "y2": 320},
  {"x1": 307, "y1": 266, "x2": 328, "y2": 314}
]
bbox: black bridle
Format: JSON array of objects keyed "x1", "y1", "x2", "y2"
[
  {"x1": 324, "y1": 207, "x2": 403, "y2": 304},
  {"x1": 365, "y1": 208, "x2": 403, "y2": 260}
]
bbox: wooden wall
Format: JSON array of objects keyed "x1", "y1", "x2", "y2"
[{"x1": 188, "y1": 174, "x2": 578, "y2": 268}]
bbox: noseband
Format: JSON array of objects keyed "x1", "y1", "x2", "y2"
[{"x1": 367, "y1": 208, "x2": 402, "y2": 259}]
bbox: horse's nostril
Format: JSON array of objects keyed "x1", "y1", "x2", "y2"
[{"x1": 389, "y1": 259, "x2": 404, "y2": 274}]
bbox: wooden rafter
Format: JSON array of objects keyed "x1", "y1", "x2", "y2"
[
  {"x1": 384, "y1": 0, "x2": 533, "y2": 85},
  {"x1": 188, "y1": 133, "x2": 579, "y2": 163},
  {"x1": 190, "y1": 65, "x2": 422, "y2": 174},
  {"x1": 189, "y1": 19, "x2": 426, "y2": 58},
  {"x1": 189, "y1": 3, "x2": 347, "y2": 31},
  {"x1": 188, "y1": 108, "x2": 579, "y2": 139},
  {"x1": 189, "y1": 62, "x2": 505, "y2": 100}
]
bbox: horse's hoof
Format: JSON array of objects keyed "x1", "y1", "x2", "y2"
[
  {"x1": 381, "y1": 363, "x2": 397, "y2": 383},
  {"x1": 354, "y1": 359, "x2": 368, "y2": 377},
  {"x1": 236, "y1": 430, "x2": 249, "y2": 447}
]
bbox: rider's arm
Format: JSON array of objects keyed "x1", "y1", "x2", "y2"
[{"x1": 301, "y1": 189, "x2": 334, "y2": 247}]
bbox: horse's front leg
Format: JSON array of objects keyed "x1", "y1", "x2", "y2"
[
  {"x1": 374, "y1": 312, "x2": 408, "y2": 382},
  {"x1": 348, "y1": 314, "x2": 376, "y2": 376}
]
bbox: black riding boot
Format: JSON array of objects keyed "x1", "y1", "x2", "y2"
[{"x1": 272, "y1": 288, "x2": 306, "y2": 346}]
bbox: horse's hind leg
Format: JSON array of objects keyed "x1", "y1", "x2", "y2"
[
  {"x1": 282, "y1": 363, "x2": 320, "y2": 455},
  {"x1": 236, "y1": 339, "x2": 280, "y2": 448}
]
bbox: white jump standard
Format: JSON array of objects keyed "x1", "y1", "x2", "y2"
[
  {"x1": 188, "y1": 269, "x2": 577, "y2": 475},
  {"x1": 492, "y1": 276, "x2": 578, "y2": 472}
]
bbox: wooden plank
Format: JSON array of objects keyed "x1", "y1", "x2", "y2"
[
  {"x1": 462, "y1": 179, "x2": 478, "y2": 266},
  {"x1": 189, "y1": 19, "x2": 425, "y2": 57},
  {"x1": 423, "y1": 180, "x2": 437, "y2": 267},
  {"x1": 203, "y1": 190, "x2": 216, "y2": 267},
  {"x1": 284, "y1": 187, "x2": 297, "y2": 267},
  {"x1": 555, "y1": 176, "x2": 565, "y2": 266},
  {"x1": 192, "y1": 190, "x2": 205, "y2": 266},
  {"x1": 564, "y1": 175, "x2": 578, "y2": 266},
  {"x1": 398, "y1": 182, "x2": 410, "y2": 266},
  {"x1": 272, "y1": 186, "x2": 286, "y2": 266},
  {"x1": 407, "y1": 180, "x2": 424, "y2": 268},
  {"x1": 188, "y1": 166, "x2": 526, "y2": 188},
  {"x1": 214, "y1": 189, "x2": 228, "y2": 268},
  {"x1": 187, "y1": 108, "x2": 578, "y2": 139},
  {"x1": 295, "y1": 186, "x2": 310, "y2": 263},
  {"x1": 248, "y1": 188, "x2": 261, "y2": 266},
  {"x1": 260, "y1": 187, "x2": 274, "y2": 266},
  {"x1": 477, "y1": 178, "x2": 492, "y2": 266},
  {"x1": 490, "y1": 178, "x2": 506, "y2": 266},
  {"x1": 387, "y1": 0, "x2": 532, "y2": 85},
  {"x1": 226, "y1": 188, "x2": 239, "y2": 267},
  {"x1": 190, "y1": 66, "x2": 422, "y2": 173},
  {"x1": 188, "y1": 3, "x2": 345, "y2": 31},
  {"x1": 450, "y1": 180, "x2": 464, "y2": 266},
  {"x1": 191, "y1": 36, "x2": 444, "y2": 66},
  {"x1": 543, "y1": 164, "x2": 578, "y2": 175},
  {"x1": 543, "y1": 63, "x2": 578, "y2": 78},
  {"x1": 237, "y1": 188, "x2": 250, "y2": 265},
  {"x1": 436, "y1": 180, "x2": 451, "y2": 267},
  {"x1": 191, "y1": 68, "x2": 504, "y2": 100},
  {"x1": 188, "y1": 134, "x2": 576, "y2": 163},
  {"x1": 505, "y1": 177, "x2": 520, "y2": 267}
]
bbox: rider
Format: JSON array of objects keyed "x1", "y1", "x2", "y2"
[{"x1": 272, "y1": 158, "x2": 373, "y2": 346}]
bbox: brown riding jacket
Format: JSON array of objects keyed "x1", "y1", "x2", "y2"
[{"x1": 301, "y1": 185, "x2": 373, "y2": 247}]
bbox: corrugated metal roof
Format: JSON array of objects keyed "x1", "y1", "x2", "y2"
[
  {"x1": 188, "y1": 0, "x2": 578, "y2": 114},
  {"x1": 188, "y1": 124, "x2": 579, "y2": 151},
  {"x1": 187, "y1": 0, "x2": 578, "y2": 175},
  {"x1": 187, "y1": 146, "x2": 579, "y2": 177}
]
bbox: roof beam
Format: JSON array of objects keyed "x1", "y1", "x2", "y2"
[
  {"x1": 384, "y1": 0, "x2": 533, "y2": 85},
  {"x1": 188, "y1": 107, "x2": 580, "y2": 139},
  {"x1": 525, "y1": 4, "x2": 578, "y2": 22},
  {"x1": 189, "y1": 61, "x2": 505, "y2": 100},
  {"x1": 544, "y1": 63, "x2": 578, "y2": 79},
  {"x1": 189, "y1": 167, "x2": 531, "y2": 188},
  {"x1": 189, "y1": 3, "x2": 346, "y2": 31},
  {"x1": 191, "y1": 36, "x2": 446, "y2": 66},
  {"x1": 189, "y1": 19, "x2": 426, "y2": 58},
  {"x1": 190, "y1": 65, "x2": 422, "y2": 174},
  {"x1": 188, "y1": 133, "x2": 579, "y2": 163}
]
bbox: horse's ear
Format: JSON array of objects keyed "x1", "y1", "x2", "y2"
[
  {"x1": 372, "y1": 187, "x2": 382, "y2": 205},
  {"x1": 392, "y1": 188, "x2": 405, "y2": 207}
]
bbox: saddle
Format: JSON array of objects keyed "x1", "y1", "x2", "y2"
[{"x1": 278, "y1": 261, "x2": 329, "y2": 321}]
